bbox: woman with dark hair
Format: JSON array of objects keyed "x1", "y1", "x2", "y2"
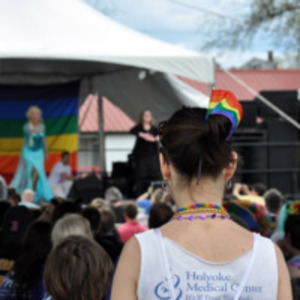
[
  {"x1": 44, "y1": 235, "x2": 113, "y2": 300},
  {"x1": 130, "y1": 110, "x2": 161, "y2": 193},
  {"x1": 0, "y1": 221, "x2": 52, "y2": 299},
  {"x1": 112, "y1": 90, "x2": 292, "y2": 299}
]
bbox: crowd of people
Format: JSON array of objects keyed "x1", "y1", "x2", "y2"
[
  {"x1": 0, "y1": 184, "x2": 174, "y2": 299},
  {"x1": 0, "y1": 91, "x2": 298, "y2": 299}
]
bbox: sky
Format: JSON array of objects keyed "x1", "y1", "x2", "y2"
[{"x1": 84, "y1": 0, "x2": 278, "y2": 68}]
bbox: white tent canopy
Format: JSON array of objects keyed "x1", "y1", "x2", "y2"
[
  {"x1": 0, "y1": 0, "x2": 214, "y2": 170},
  {"x1": 0, "y1": 0, "x2": 214, "y2": 84}
]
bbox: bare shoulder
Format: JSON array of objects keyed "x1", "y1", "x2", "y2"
[
  {"x1": 111, "y1": 237, "x2": 141, "y2": 300},
  {"x1": 273, "y1": 243, "x2": 293, "y2": 300},
  {"x1": 121, "y1": 236, "x2": 141, "y2": 261}
]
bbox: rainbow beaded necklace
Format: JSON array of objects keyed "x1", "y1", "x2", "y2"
[
  {"x1": 172, "y1": 203, "x2": 231, "y2": 222},
  {"x1": 176, "y1": 203, "x2": 227, "y2": 213}
]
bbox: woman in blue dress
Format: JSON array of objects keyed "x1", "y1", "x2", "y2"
[{"x1": 10, "y1": 106, "x2": 53, "y2": 202}]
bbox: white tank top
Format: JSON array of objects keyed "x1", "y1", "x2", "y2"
[{"x1": 135, "y1": 229, "x2": 278, "y2": 300}]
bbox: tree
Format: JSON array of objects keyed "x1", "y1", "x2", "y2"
[
  {"x1": 83, "y1": 0, "x2": 116, "y2": 15},
  {"x1": 201, "y1": 0, "x2": 300, "y2": 64}
]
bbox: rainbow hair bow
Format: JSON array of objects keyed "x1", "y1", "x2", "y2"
[{"x1": 206, "y1": 90, "x2": 243, "y2": 141}]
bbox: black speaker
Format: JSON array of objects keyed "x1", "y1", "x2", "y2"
[
  {"x1": 232, "y1": 129, "x2": 268, "y2": 185},
  {"x1": 112, "y1": 162, "x2": 129, "y2": 178},
  {"x1": 267, "y1": 120, "x2": 298, "y2": 193},
  {"x1": 240, "y1": 101, "x2": 258, "y2": 127},
  {"x1": 259, "y1": 91, "x2": 298, "y2": 119}
]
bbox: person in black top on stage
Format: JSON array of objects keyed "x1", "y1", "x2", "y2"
[{"x1": 130, "y1": 110, "x2": 161, "y2": 183}]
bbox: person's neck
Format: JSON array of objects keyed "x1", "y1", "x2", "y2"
[
  {"x1": 126, "y1": 218, "x2": 137, "y2": 223},
  {"x1": 172, "y1": 176, "x2": 225, "y2": 208}
]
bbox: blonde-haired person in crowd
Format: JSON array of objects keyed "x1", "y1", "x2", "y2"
[
  {"x1": 51, "y1": 214, "x2": 93, "y2": 247},
  {"x1": 91, "y1": 198, "x2": 106, "y2": 211},
  {"x1": 10, "y1": 106, "x2": 53, "y2": 203}
]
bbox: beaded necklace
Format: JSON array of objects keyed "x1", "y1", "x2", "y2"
[
  {"x1": 176, "y1": 203, "x2": 226, "y2": 213},
  {"x1": 171, "y1": 203, "x2": 231, "y2": 222}
]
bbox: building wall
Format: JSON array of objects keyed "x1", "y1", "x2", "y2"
[{"x1": 78, "y1": 133, "x2": 135, "y2": 173}]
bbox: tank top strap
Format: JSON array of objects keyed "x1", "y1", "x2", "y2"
[
  {"x1": 155, "y1": 229, "x2": 176, "y2": 300},
  {"x1": 233, "y1": 232, "x2": 259, "y2": 300}
]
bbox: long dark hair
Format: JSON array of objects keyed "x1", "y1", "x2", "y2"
[{"x1": 11, "y1": 221, "x2": 52, "y2": 298}]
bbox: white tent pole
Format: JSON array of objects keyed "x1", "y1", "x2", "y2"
[
  {"x1": 223, "y1": 69, "x2": 300, "y2": 130},
  {"x1": 97, "y1": 95, "x2": 106, "y2": 173},
  {"x1": 79, "y1": 94, "x2": 94, "y2": 127},
  {"x1": 209, "y1": 58, "x2": 216, "y2": 96}
]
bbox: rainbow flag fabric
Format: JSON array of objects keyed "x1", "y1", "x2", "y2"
[
  {"x1": 206, "y1": 89, "x2": 243, "y2": 140},
  {"x1": 0, "y1": 81, "x2": 79, "y2": 181}
]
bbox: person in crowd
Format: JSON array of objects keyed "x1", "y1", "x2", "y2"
[
  {"x1": 284, "y1": 214, "x2": 300, "y2": 277},
  {"x1": 44, "y1": 235, "x2": 113, "y2": 300},
  {"x1": 7, "y1": 188, "x2": 20, "y2": 207},
  {"x1": 68, "y1": 171, "x2": 102, "y2": 204},
  {"x1": 265, "y1": 188, "x2": 284, "y2": 224},
  {"x1": 10, "y1": 106, "x2": 53, "y2": 202},
  {"x1": 118, "y1": 202, "x2": 147, "y2": 243},
  {"x1": 82, "y1": 206, "x2": 102, "y2": 235},
  {"x1": 51, "y1": 213, "x2": 93, "y2": 247},
  {"x1": 148, "y1": 203, "x2": 174, "y2": 229},
  {"x1": 49, "y1": 151, "x2": 73, "y2": 198},
  {"x1": 91, "y1": 198, "x2": 106, "y2": 210},
  {"x1": 105, "y1": 187, "x2": 125, "y2": 223},
  {"x1": 112, "y1": 91, "x2": 292, "y2": 299},
  {"x1": 130, "y1": 110, "x2": 161, "y2": 194},
  {"x1": 0, "y1": 206, "x2": 34, "y2": 284},
  {"x1": 282, "y1": 214, "x2": 300, "y2": 299},
  {"x1": 82, "y1": 206, "x2": 122, "y2": 263},
  {"x1": 38, "y1": 198, "x2": 60, "y2": 223},
  {"x1": 0, "y1": 201, "x2": 11, "y2": 228},
  {"x1": 0, "y1": 175, "x2": 7, "y2": 201},
  {"x1": 18, "y1": 189, "x2": 39, "y2": 209},
  {"x1": 233, "y1": 182, "x2": 266, "y2": 205},
  {"x1": 100, "y1": 207, "x2": 123, "y2": 259},
  {"x1": 51, "y1": 201, "x2": 81, "y2": 224},
  {"x1": 0, "y1": 221, "x2": 52, "y2": 299},
  {"x1": 137, "y1": 186, "x2": 162, "y2": 215},
  {"x1": 137, "y1": 185, "x2": 173, "y2": 216}
]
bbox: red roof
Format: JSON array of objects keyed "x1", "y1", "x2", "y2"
[
  {"x1": 80, "y1": 95, "x2": 135, "y2": 133},
  {"x1": 80, "y1": 69, "x2": 300, "y2": 133},
  {"x1": 179, "y1": 69, "x2": 300, "y2": 101}
]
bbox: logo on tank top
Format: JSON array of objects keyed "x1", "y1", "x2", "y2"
[{"x1": 154, "y1": 273, "x2": 183, "y2": 299}]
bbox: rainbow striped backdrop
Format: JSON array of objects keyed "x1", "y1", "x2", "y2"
[{"x1": 0, "y1": 82, "x2": 79, "y2": 180}]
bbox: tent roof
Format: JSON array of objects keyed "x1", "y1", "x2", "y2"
[
  {"x1": 80, "y1": 95, "x2": 135, "y2": 133},
  {"x1": 0, "y1": 0, "x2": 214, "y2": 84}
]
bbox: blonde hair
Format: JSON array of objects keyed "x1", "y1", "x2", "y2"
[
  {"x1": 26, "y1": 106, "x2": 42, "y2": 120},
  {"x1": 90, "y1": 198, "x2": 106, "y2": 211},
  {"x1": 51, "y1": 214, "x2": 93, "y2": 247},
  {"x1": 151, "y1": 188, "x2": 164, "y2": 204}
]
